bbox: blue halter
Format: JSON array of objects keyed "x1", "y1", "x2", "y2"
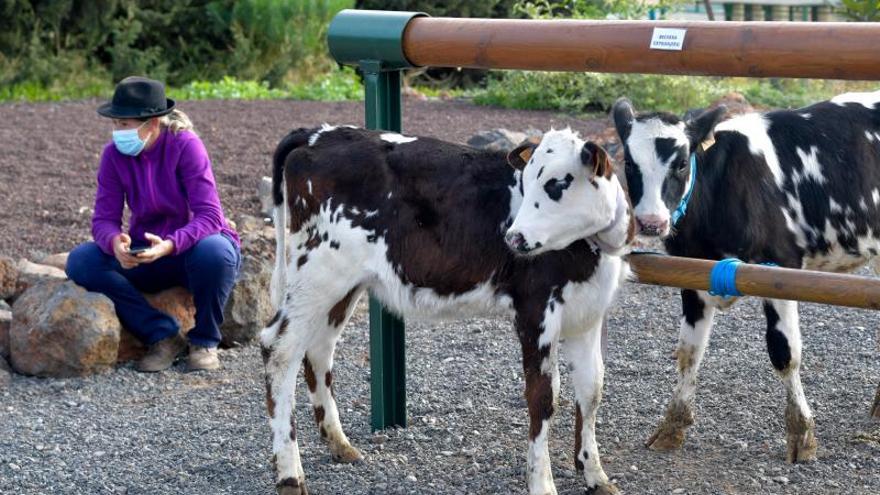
[{"x1": 671, "y1": 153, "x2": 697, "y2": 226}]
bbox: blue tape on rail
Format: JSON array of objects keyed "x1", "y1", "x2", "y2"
[{"x1": 709, "y1": 258, "x2": 743, "y2": 298}]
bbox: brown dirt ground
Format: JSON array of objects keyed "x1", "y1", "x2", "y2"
[{"x1": 0, "y1": 98, "x2": 610, "y2": 261}]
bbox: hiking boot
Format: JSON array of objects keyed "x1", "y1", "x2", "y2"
[
  {"x1": 187, "y1": 345, "x2": 220, "y2": 372},
  {"x1": 136, "y1": 333, "x2": 186, "y2": 372}
]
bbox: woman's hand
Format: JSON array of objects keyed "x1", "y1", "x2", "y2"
[
  {"x1": 135, "y1": 232, "x2": 175, "y2": 264},
  {"x1": 112, "y1": 233, "x2": 141, "y2": 269}
]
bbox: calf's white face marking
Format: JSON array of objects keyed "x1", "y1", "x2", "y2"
[
  {"x1": 504, "y1": 129, "x2": 621, "y2": 255},
  {"x1": 612, "y1": 98, "x2": 726, "y2": 238}
]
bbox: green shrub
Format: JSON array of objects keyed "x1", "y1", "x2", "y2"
[
  {"x1": 288, "y1": 67, "x2": 363, "y2": 101},
  {"x1": 473, "y1": 71, "x2": 724, "y2": 113},
  {"x1": 0, "y1": 0, "x2": 354, "y2": 100},
  {"x1": 472, "y1": 71, "x2": 877, "y2": 115},
  {"x1": 354, "y1": 0, "x2": 517, "y2": 17},
  {"x1": 840, "y1": 0, "x2": 880, "y2": 21},
  {"x1": 168, "y1": 76, "x2": 287, "y2": 100}
]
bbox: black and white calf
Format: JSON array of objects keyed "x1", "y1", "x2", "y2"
[
  {"x1": 260, "y1": 125, "x2": 634, "y2": 495},
  {"x1": 612, "y1": 90, "x2": 880, "y2": 463}
]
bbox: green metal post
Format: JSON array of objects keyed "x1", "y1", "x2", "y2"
[
  {"x1": 327, "y1": 10, "x2": 425, "y2": 431},
  {"x1": 362, "y1": 61, "x2": 407, "y2": 430}
]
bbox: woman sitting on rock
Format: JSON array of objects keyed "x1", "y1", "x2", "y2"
[{"x1": 66, "y1": 76, "x2": 240, "y2": 373}]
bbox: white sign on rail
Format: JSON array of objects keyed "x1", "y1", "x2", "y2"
[{"x1": 649, "y1": 28, "x2": 687, "y2": 51}]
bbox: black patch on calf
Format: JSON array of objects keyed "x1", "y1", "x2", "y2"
[
  {"x1": 534, "y1": 202, "x2": 539, "y2": 209},
  {"x1": 543, "y1": 174, "x2": 574, "y2": 201},
  {"x1": 655, "y1": 138, "x2": 679, "y2": 164},
  {"x1": 763, "y1": 302, "x2": 792, "y2": 371},
  {"x1": 330, "y1": 240, "x2": 341, "y2": 250},
  {"x1": 297, "y1": 254, "x2": 308, "y2": 269},
  {"x1": 537, "y1": 166, "x2": 544, "y2": 179},
  {"x1": 681, "y1": 289, "x2": 706, "y2": 327},
  {"x1": 623, "y1": 149, "x2": 644, "y2": 208}
]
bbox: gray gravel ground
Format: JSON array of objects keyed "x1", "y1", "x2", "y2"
[{"x1": 2, "y1": 275, "x2": 878, "y2": 495}]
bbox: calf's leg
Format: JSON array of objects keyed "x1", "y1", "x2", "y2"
[
  {"x1": 764, "y1": 299, "x2": 818, "y2": 462},
  {"x1": 303, "y1": 287, "x2": 364, "y2": 463},
  {"x1": 564, "y1": 319, "x2": 618, "y2": 495},
  {"x1": 261, "y1": 310, "x2": 311, "y2": 495},
  {"x1": 647, "y1": 289, "x2": 717, "y2": 450},
  {"x1": 519, "y1": 313, "x2": 560, "y2": 495}
]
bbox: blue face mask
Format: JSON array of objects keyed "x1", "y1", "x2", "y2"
[{"x1": 112, "y1": 123, "x2": 148, "y2": 156}]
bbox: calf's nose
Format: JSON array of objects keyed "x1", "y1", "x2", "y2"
[
  {"x1": 636, "y1": 215, "x2": 669, "y2": 236},
  {"x1": 504, "y1": 230, "x2": 528, "y2": 253}
]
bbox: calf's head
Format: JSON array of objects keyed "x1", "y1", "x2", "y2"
[
  {"x1": 504, "y1": 129, "x2": 632, "y2": 256},
  {"x1": 612, "y1": 98, "x2": 726, "y2": 237}
]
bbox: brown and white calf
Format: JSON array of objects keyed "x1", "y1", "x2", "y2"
[
  {"x1": 261, "y1": 125, "x2": 634, "y2": 495},
  {"x1": 612, "y1": 90, "x2": 880, "y2": 463}
]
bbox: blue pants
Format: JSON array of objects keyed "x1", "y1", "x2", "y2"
[{"x1": 65, "y1": 234, "x2": 241, "y2": 348}]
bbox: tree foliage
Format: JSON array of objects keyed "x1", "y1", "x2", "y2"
[{"x1": 0, "y1": 0, "x2": 351, "y2": 89}]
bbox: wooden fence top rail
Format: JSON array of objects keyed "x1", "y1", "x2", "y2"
[{"x1": 402, "y1": 18, "x2": 880, "y2": 80}]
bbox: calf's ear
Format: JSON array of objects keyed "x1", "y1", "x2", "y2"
[
  {"x1": 686, "y1": 105, "x2": 726, "y2": 150},
  {"x1": 507, "y1": 139, "x2": 539, "y2": 171},
  {"x1": 612, "y1": 98, "x2": 635, "y2": 143},
  {"x1": 582, "y1": 141, "x2": 613, "y2": 179}
]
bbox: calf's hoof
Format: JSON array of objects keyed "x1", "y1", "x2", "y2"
[
  {"x1": 276, "y1": 477, "x2": 308, "y2": 495},
  {"x1": 330, "y1": 443, "x2": 364, "y2": 463},
  {"x1": 586, "y1": 483, "x2": 621, "y2": 495},
  {"x1": 645, "y1": 427, "x2": 686, "y2": 451},
  {"x1": 785, "y1": 430, "x2": 818, "y2": 463},
  {"x1": 645, "y1": 401, "x2": 693, "y2": 451}
]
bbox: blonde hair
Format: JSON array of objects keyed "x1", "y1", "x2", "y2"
[{"x1": 158, "y1": 109, "x2": 194, "y2": 134}]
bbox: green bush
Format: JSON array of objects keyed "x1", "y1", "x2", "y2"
[
  {"x1": 168, "y1": 76, "x2": 288, "y2": 100},
  {"x1": 840, "y1": 0, "x2": 880, "y2": 21},
  {"x1": 354, "y1": 0, "x2": 517, "y2": 17},
  {"x1": 288, "y1": 67, "x2": 363, "y2": 101},
  {"x1": 472, "y1": 71, "x2": 877, "y2": 115},
  {"x1": 0, "y1": 0, "x2": 354, "y2": 100},
  {"x1": 473, "y1": 71, "x2": 724, "y2": 113}
]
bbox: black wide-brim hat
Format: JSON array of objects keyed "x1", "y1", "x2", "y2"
[{"x1": 97, "y1": 76, "x2": 175, "y2": 119}]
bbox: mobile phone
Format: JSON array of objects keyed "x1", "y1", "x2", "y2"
[{"x1": 128, "y1": 246, "x2": 150, "y2": 255}]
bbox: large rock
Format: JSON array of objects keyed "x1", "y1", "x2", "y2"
[
  {"x1": 0, "y1": 309, "x2": 10, "y2": 359},
  {"x1": 221, "y1": 214, "x2": 275, "y2": 347},
  {"x1": 117, "y1": 287, "x2": 196, "y2": 363},
  {"x1": 10, "y1": 280, "x2": 119, "y2": 377},
  {"x1": 258, "y1": 176, "x2": 274, "y2": 218},
  {"x1": 39, "y1": 252, "x2": 69, "y2": 271},
  {"x1": 467, "y1": 128, "x2": 542, "y2": 153},
  {"x1": 13, "y1": 259, "x2": 67, "y2": 301},
  {"x1": 221, "y1": 252, "x2": 274, "y2": 347},
  {"x1": 0, "y1": 256, "x2": 17, "y2": 300}
]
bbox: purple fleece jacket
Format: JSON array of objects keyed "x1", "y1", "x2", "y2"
[{"x1": 91, "y1": 129, "x2": 240, "y2": 256}]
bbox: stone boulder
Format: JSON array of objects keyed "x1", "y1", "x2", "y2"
[
  {"x1": 15, "y1": 259, "x2": 67, "y2": 298},
  {"x1": 117, "y1": 287, "x2": 196, "y2": 363},
  {"x1": 0, "y1": 256, "x2": 17, "y2": 300},
  {"x1": 221, "y1": 214, "x2": 275, "y2": 347},
  {"x1": 39, "y1": 252, "x2": 69, "y2": 271},
  {"x1": 0, "y1": 308, "x2": 10, "y2": 359},
  {"x1": 258, "y1": 176, "x2": 274, "y2": 218},
  {"x1": 10, "y1": 280, "x2": 119, "y2": 377},
  {"x1": 1, "y1": 256, "x2": 68, "y2": 301},
  {"x1": 467, "y1": 128, "x2": 542, "y2": 153}
]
